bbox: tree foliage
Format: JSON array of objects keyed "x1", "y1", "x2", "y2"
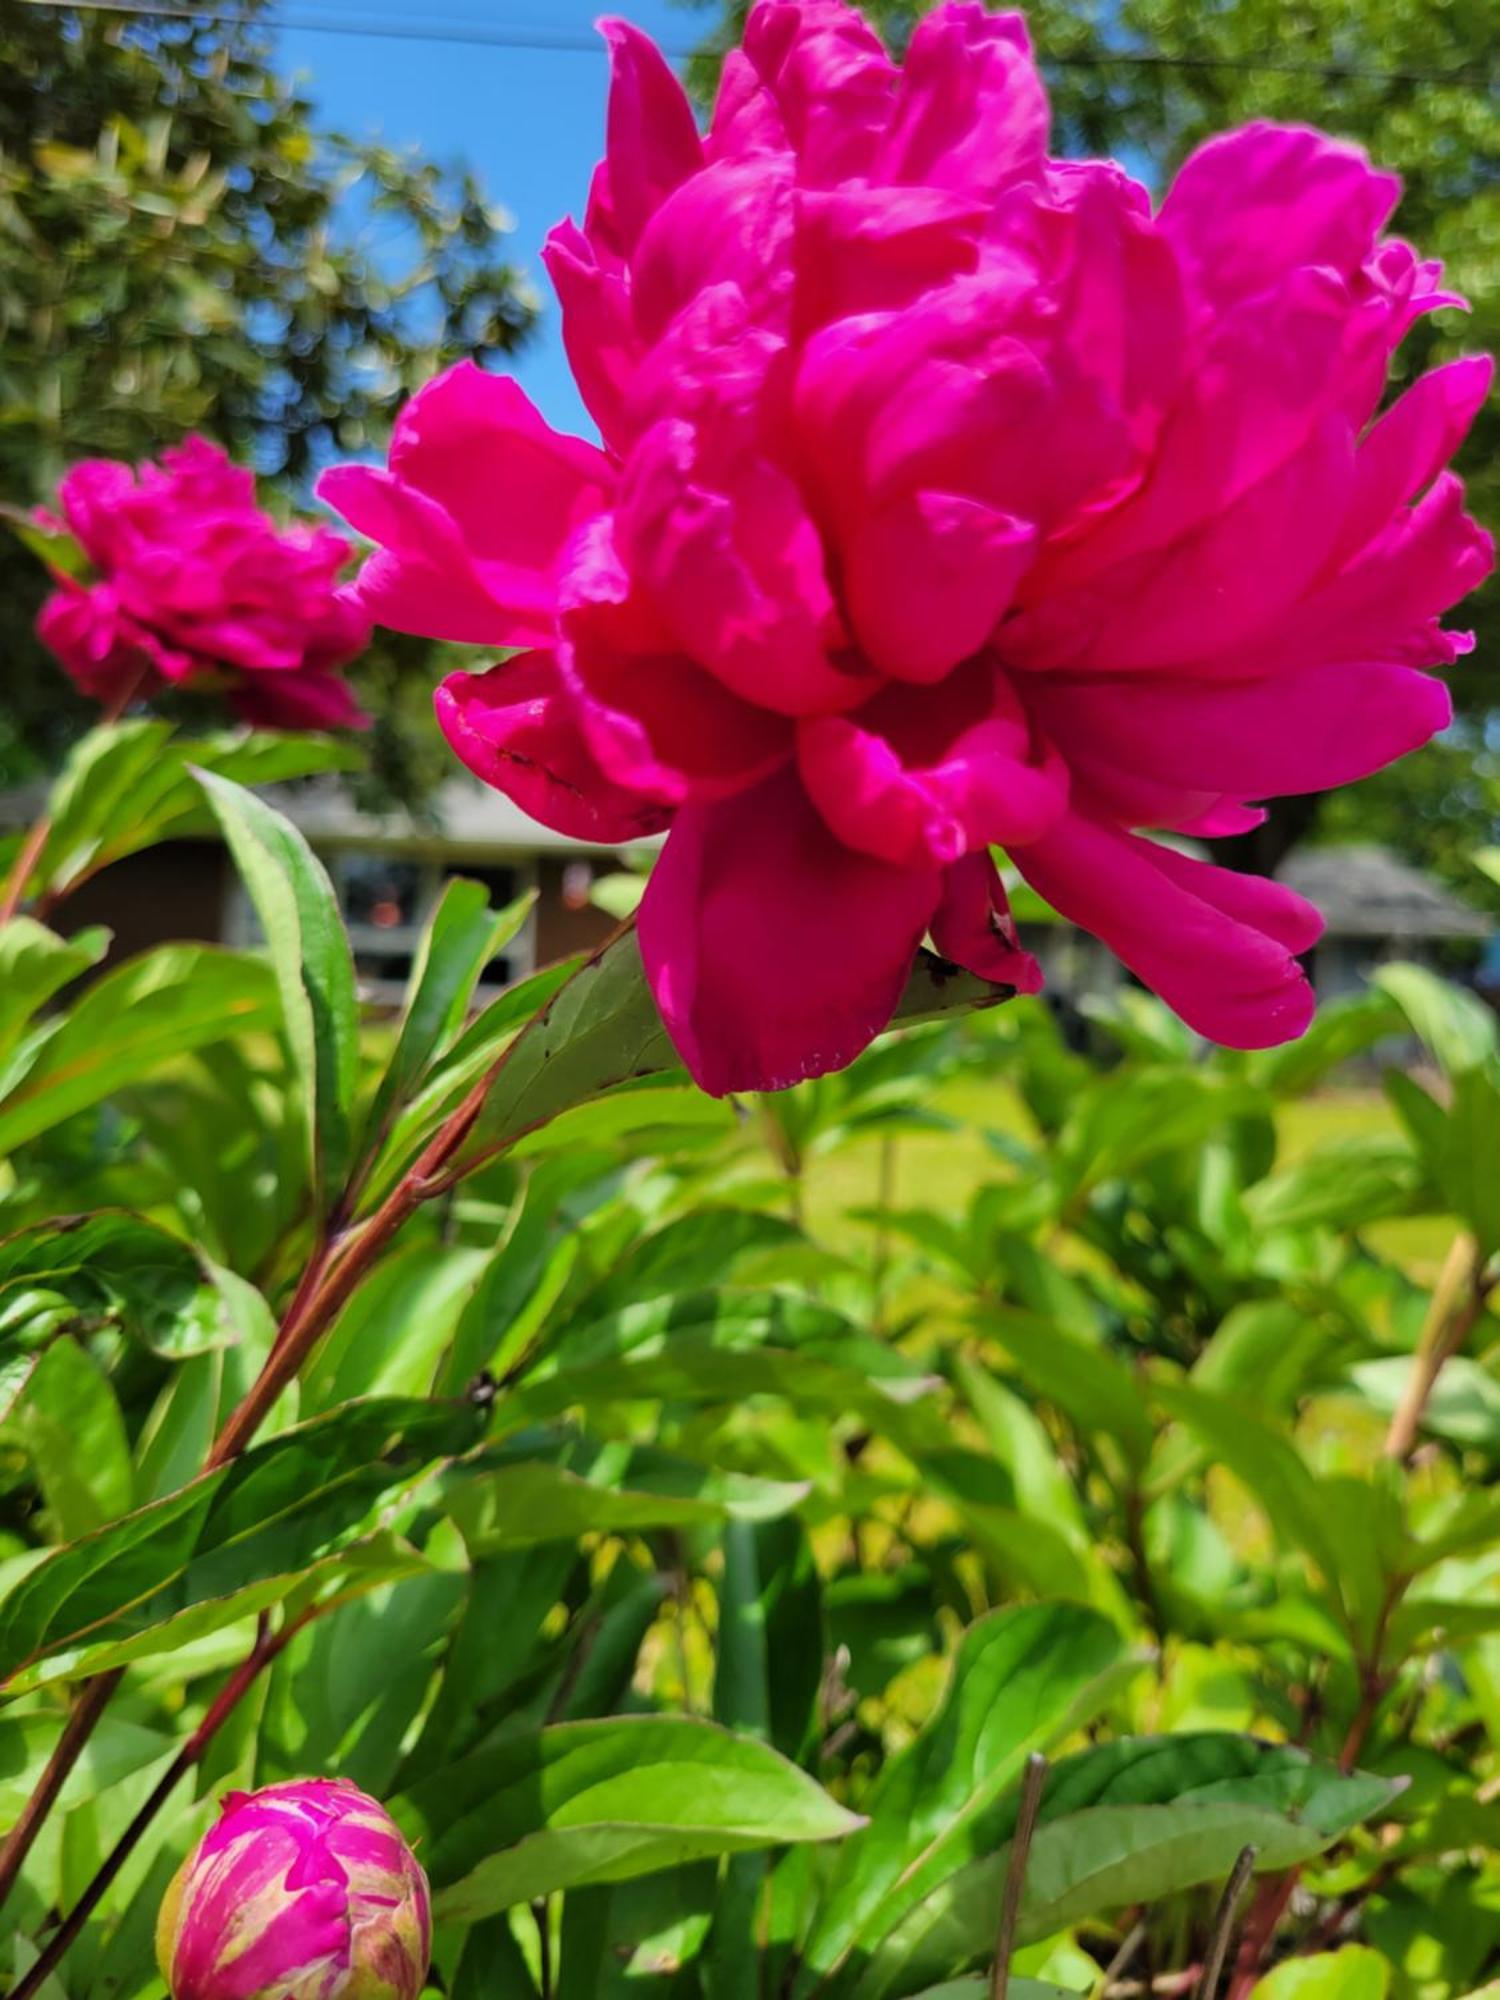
[{"x1": 0, "y1": 1, "x2": 537, "y2": 792}]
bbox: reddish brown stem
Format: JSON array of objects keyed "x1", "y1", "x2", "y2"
[
  {"x1": 0, "y1": 923, "x2": 621, "y2": 1955},
  {"x1": 205, "y1": 1072, "x2": 490, "y2": 1467},
  {"x1": 0, "y1": 816, "x2": 52, "y2": 926},
  {"x1": 7, "y1": 1611, "x2": 310, "y2": 2000},
  {"x1": 1226, "y1": 1629, "x2": 1392, "y2": 2000},
  {"x1": 0, "y1": 1671, "x2": 123, "y2": 1910}
]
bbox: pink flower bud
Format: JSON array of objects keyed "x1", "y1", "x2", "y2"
[{"x1": 156, "y1": 1778, "x2": 431, "y2": 2000}]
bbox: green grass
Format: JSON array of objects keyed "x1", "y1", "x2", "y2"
[{"x1": 801, "y1": 1080, "x2": 1454, "y2": 1280}]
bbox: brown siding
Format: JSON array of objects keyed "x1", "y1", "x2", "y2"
[
  {"x1": 59, "y1": 841, "x2": 229, "y2": 965},
  {"x1": 533, "y1": 855, "x2": 620, "y2": 967}
]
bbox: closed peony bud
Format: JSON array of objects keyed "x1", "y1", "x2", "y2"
[{"x1": 156, "y1": 1778, "x2": 430, "y2": 2000}]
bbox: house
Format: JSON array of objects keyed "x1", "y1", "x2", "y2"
[
  {"x1": 2, "y1": 766, "x2": 1489, "y2": 1014},
  {"x1": 0, "y1": 773, "x2": 633, "y2": 1005},
  {"x1": 1014, "y1": 841, "x2": 1491, "y2": 1010}
]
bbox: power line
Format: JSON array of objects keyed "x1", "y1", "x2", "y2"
[{"x1": 14, "y1": 0, "x2": 1490, "y2": 85}]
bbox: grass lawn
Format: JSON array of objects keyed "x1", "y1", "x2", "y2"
[{"x1": 802, "y1": 1075, "x2": 1454, "y2": 1278}]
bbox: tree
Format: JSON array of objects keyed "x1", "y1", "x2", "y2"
[
  {"x1": 0, "y1": 1, "x2": 538, "y2": 796},
  {"x1": 683, "y1": 0, "x2": 1500, "y2": 883}
]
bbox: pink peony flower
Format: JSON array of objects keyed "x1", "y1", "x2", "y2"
[
  {"x1": 320, "y1": 0, "x2": 1493, "y2": 1095},
  {"x1": 38, "y1": 437, "x2": 372, "y2": 730},
  {"x1": 156, "y1": 1777, "x2": 430, "y2": 2000}
]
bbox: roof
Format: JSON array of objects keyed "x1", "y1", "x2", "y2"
[
  {"x1": 0, "y1": 772, "x2": 642, "y2": 859},
  {"x1": 1277, "y1": 844, "x2": 1491, "y2": 940},
  {"x1": 251, "y1": 777, "x2": 647, "y2": 859}
]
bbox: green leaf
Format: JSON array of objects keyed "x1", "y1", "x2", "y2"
[
  {"x1": 2, "y1": 1336, "x2": 133, "y2": 1539},
  {"x1": 360, "y1": 877, "x2": 535, "y2": 1158},
  {"x1": 1373, "y1": 964, "x2": 1497, "y2": 1077},
  {"x1": 498, "y1": 1340, "x2": 948, "y2": 1461},
  {"x1": 1056, "y1": 1070, "x2": 1260, "y2": 1198},
  {"x1": 1249, "y1": 1947, "x2": 1391, "y2": 2000},
  {"x1": 356, "y1": 960, "x2": 580, "y2": 1211},
  {"x1": 451, "y1": 931, "x2": 681, "y2": 1170},
  {"x1": 196, "y1": 769, "x2": 359, "y2": 1210},
  {"x1": 1433, "y1": 1071, "x2": 1500, "y2": 1255},
  {"x1": 24, "y1": 720, "x2": 360, "y2": 910},
  {"x1": 0, "y1": 1211, "x2": 254, "y2": 1360},
  {"x1": 0, "y1": 1396, "x2": 478, "y2": 1684},
  {"x1": 1251, "y1": 990, "x2": 1406, "y2": 1096},
  {"x1": 1244, "y1": 1138, "x2": 1421, "y2": 1232},
  {"x1": 1152, "y1": 1382, "x2": 1348, "y2": 1611},
  {"x1": 0, "y1": 944, "x2": 278, "y2": 1156},
  {"x1": 455, "y1": 936, "x2": 1015, "y2": 1173},
  {"x1": 302, "y1": 1241, "x2": 490, "y2": 1413},
  {"x1": 841, "y1": 1736, "x2": 1401, "y2": 2000},
  {"x1": 1349, "y1": 1357, "x2": 1500, "y2": 1453},
  {"x1": 398, "y1": 1716, "x2": 864, "y2": 1921},
  {"x1": 0, "y1": 918, "x2": 109, "y2": 1062},
  {"x1": 979, "y1": 1310, "x2": 1155, "y2": 1474},
  {"x1": 713, "y1": 1516, "x2": 823, "y2": 1762},
  {"x1": 441, "y1": 1434, "x2": 809, "y2": 1554},
  {"x1": 801, "y1": 1604, "x2": 1132, "y2": 1981},
  {"x1": 1, "y1": 501, "x2": 89, "y2": 579}
]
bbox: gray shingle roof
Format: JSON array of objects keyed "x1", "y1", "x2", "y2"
[{"x1": 1277, "y1": 844, "x2": 1490, "y2": 939}]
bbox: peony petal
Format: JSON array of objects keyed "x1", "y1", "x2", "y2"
[
  {"x1": 1261, "y1": 471, "x2": 1494, "y2": 675},
  {"x1": 842, "y1": 489, "x2": 1035, "y2": 681},
  {"x1": 740, "y1": 0, "x2": 898, "y2": 187},
  {"x1": 881, "y1": 4, "x2": 1049, "y2": 200},
  {"x1": 1026, "y1": 659, "x2": 1452, "y2": 801},
  {"x1": 318, "y1": 466, "x2": 536, "y2": 647},
  {"x1": 930, "y1": 850, "x2": 1044, "y2": 991},
  {"x1": 630, "y1": 156, "x2": 796, "y2": 345},
  {"x1": 793, "y1": 185, "x2": 985, "y2": 335},
  {"x1": 1014, "y1": 812, "x2": 1321, "y2": 1047},
  {"x1": 562, "y1": 514, "x2": 795, "y2": 798},
  {"x1": 798, "y1": 661, "x2": 1066, "y2": 865},
  {"x1": 542, "y1": 220, "x2": 640, "y2": 453},
  {"x1": 1160, "y1": 122, "x2": 1401, "y2": 318},
  {"x1": 320, "y1": 364, "x2": 611, "y2": 647},
  {"x1": 598, "y1": 18, "x2": 704, "y2": 250},
  {"x1": 618, "y1": 418, "x2": 867, "y2": 717},
  {"x1": 388, "y1": 362, "x2": 611, "y2": 579},
  {"x1": 435, "y1": 655, "x2": 673, "y2": 844},
  {"x1": 1020, "y1": 412, "x2": 1357, "y2": 673},
  {"x1": 639, "y1": 765, "x2": 941, "y2": 1095},
  {"x1": 229, "y1": 669, "x2": 371, "y2": 732},
  {"x1": 1334, "y1": 354, "x2": 1494, "y2": 565}
]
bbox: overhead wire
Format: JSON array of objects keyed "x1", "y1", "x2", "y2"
[{"x1": 12, "y1": 0, "x2": 1491, "y2": 85}]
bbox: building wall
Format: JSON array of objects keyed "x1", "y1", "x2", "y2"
[
  {"x1": 57, "y1": 840, "x2": 229, "y2": 966},
  {"x1": 534, "y1": 855, "x2": 621, "y2": 966}
]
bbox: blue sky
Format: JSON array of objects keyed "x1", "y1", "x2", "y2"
[{"x1": 278, "y1": 2, "x2": 699, "y2": 441}]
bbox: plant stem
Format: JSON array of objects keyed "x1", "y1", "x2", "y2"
[
  {"x1": 1195, "y1": 1847, "x2": 1258, "y2": 2000},
  {"x1": 7, "y1": 1611, "x2": 308, "y2": 2000},
  {"x1": 991, "y1": 1753, "x2": 1048, "y2": 2000},
  {"x1": 1226, "y1": 1598, "x2": 1393, "y2": 2000},
  {"x1": 0, "y1": 1672, "x2": 123, "y2": 1910},
  {"x1": 0, "y1": 817, "x2": 54, "y2": 927},
  {"x1": 1384, "y1": 1231, "x2": 1493, "y2": 1462},
  {"x1": 0, "y1": 924, "x2": 618, "y2": 1953}
]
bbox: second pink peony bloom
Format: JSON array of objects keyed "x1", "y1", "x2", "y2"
[
  {"x1": 40, "y1": 437, "x2": 372, "y2": 731},
  {"x1": 321, "y1": 0, "x2": 1493, "y2": 1095}
]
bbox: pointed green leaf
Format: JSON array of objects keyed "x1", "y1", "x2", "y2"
[
  {"x1": 398, "y1": 1717, "x2": 864, "y2": 1921},
  {"x1": 0, "y1": 944, "x2": 278, "y2": 1157},
  {"x1": 196, "y1": 769, "x2": 358, "y2": 1209}
]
